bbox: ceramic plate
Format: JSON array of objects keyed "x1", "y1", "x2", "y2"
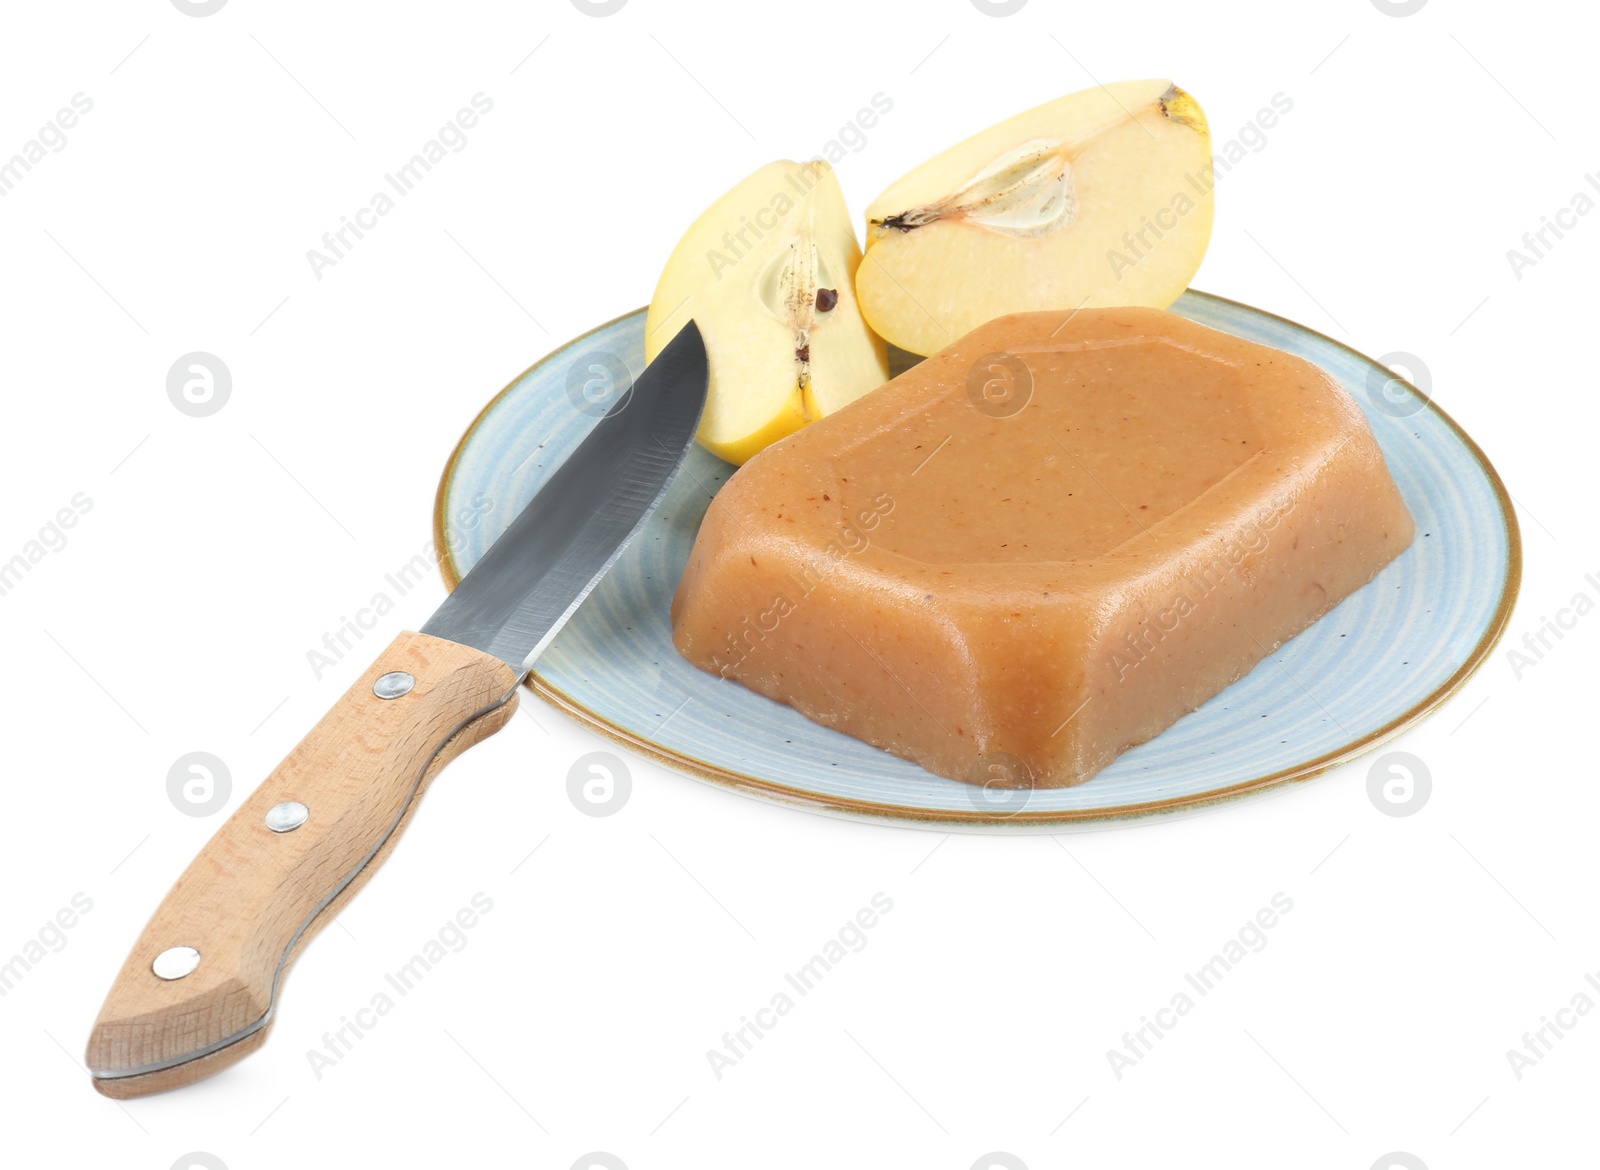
[{"x1": 434, "y1": 292, "x2": 1520, "y2": 830}]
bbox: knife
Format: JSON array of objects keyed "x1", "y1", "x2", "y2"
[{"x1": 86, "y1": 322, "x2": 709, "y2": 1097}]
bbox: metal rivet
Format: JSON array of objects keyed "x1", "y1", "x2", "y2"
[
  {"x1": 373, "y1": 671, "x2": 415, "y2": 699},
  {"x1": 265, "y1": 801, "x2": 309, "y2": 833},
  {"x1": 152, "y1": 946, "x2": 201, "y2": 980}
]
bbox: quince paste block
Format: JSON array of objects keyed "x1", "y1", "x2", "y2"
[{"x1": 670, "y1": 307, "x2": 1414, "y2": 787}]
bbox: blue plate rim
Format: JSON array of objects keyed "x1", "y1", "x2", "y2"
[{"x1": 432, "y1": 290, "x2": 1522, "y2": 829}]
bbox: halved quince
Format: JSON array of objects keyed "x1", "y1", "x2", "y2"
[
  {"x1": 645, "y1": 160, "x2": 889, "y2": 465},
  {"x1": 856, "y1": 80, "x2": 1214, "y2": 355}
]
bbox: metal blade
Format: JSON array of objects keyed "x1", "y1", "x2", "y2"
[{"x1": 421, "y1": 321, "x2": 708, "y2": 669}]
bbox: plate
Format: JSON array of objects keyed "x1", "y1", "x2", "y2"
[{"x1": 434, "y1": 292, "x2": 1520, "y2": 830}]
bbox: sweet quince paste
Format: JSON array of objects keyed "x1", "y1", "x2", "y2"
[{"x1": 670, "y1": 307, "x2": 1414, "y2": 787}]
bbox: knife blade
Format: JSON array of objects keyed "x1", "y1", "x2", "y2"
[{"x1": 86, "y1": 321, "x2": 708, "y2": 1097}]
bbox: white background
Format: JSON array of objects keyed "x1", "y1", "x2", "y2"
[{"x1": 0, "y1": 1, "x2": 1593, "y2": 1167}]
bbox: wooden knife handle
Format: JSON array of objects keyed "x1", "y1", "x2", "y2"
[{"x1": 86, "y1": 630, "x2": 520, "y2": 1098}]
